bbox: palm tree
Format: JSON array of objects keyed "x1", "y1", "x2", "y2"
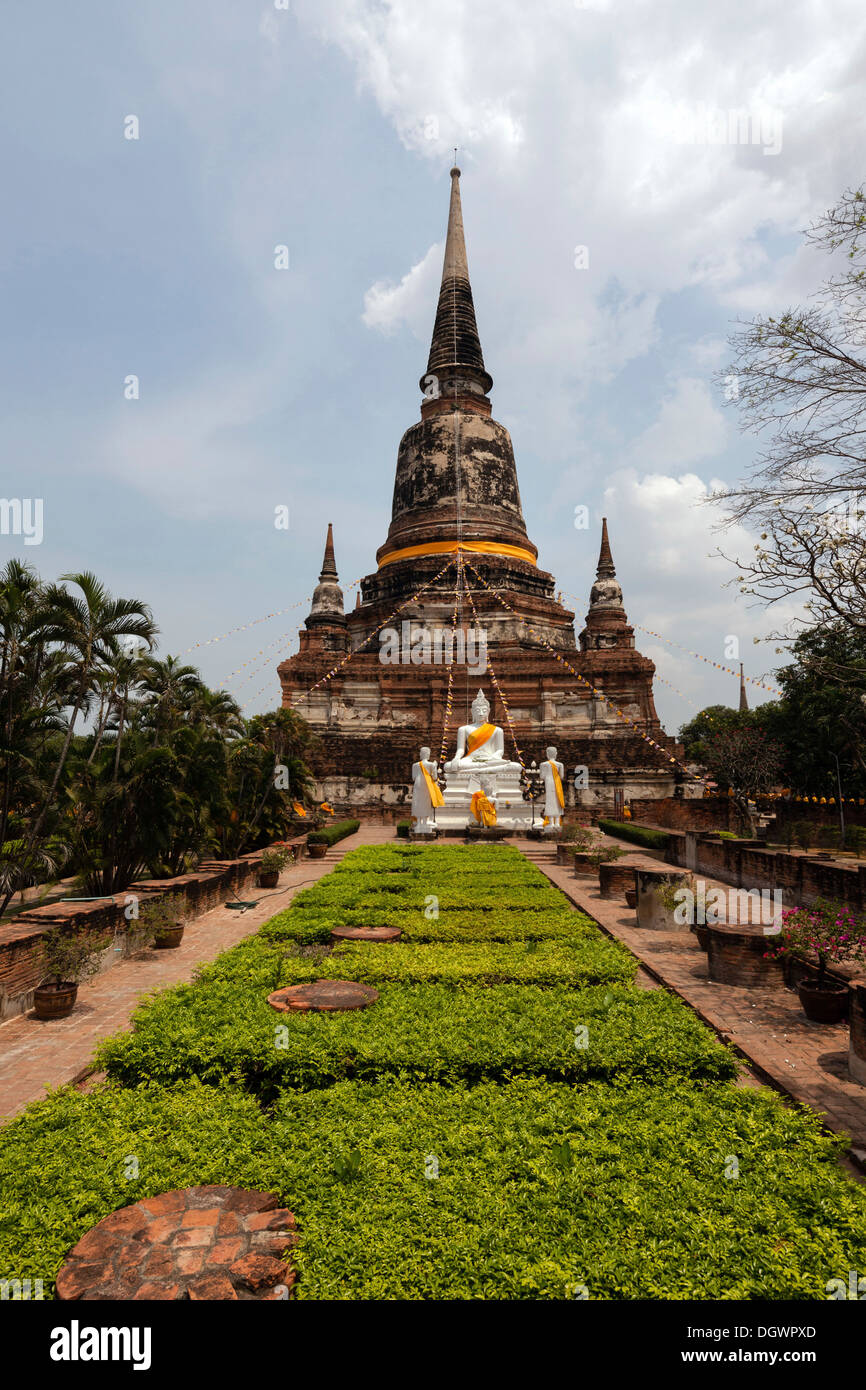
[
  {"x1": 23, "y1": 572, "x2": 156, "y2": 854},
  {"x1": 138, "y1": 655, "x2": 204, "y2": 745},
  {"x1": 188, "y1": 686, "x2": 245, "y2": 739}
]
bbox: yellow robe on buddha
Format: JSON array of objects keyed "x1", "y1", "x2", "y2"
[{"x1": 465, "y1": 722, "x2": 496, "y2": 756}]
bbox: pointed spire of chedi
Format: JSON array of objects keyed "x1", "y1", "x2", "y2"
[
  {"x1": 580, "y1": 518, "x2": 634, "y2": 652},
  {"x1": 306, "y1": 523, "x2": 346, "y2": 628},
  {"x1": 596, "y1": 517, "x2": 616, "y2": 579},
  {"x1": 739, "y1": 662, "x2": 749, "y2": 712},
  {"x1": 376, "y1": 168, "x2": 537, "y2": 575},
  {"x1": 421, "y1": 166, "x2": 493, "y2": 401}
]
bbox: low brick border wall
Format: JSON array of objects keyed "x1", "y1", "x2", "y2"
[
  {"x1": 706, "y1": 924, "x2": 787, "y2": 991},
  {"x1": 665, "y1": 830, "x2": 866, "y2": 912},
  {"x1": 598, "y1": 862, "x2": 637, "y2": 900},
  {"x1": 0, "y1": 851, "x2": 272, "y2": 1021},
  {"x1": 850, "y1": 981, "x2": 866, "y2": 1087}
]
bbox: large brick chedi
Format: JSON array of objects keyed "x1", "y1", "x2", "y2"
[{"x1": 279, "y1": 168, "x2": 682, "y2": 817}]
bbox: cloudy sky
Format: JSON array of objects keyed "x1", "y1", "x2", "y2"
[{"x1": 3, "y1": 0, "x2": 865, "y2": 730}]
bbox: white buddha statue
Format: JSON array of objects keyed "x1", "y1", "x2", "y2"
[{"x1": 444, "y1": 690, "x2": 521, "y2": 776}]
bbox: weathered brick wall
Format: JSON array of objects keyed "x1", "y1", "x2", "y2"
[
  {"x1": 664, "y1": 831, "x2": 866, "y2": 911},
  {"x1": 630, "y1": 796, "x2": 736, "y2": 831},
  {"x1": 0, "y1": 851, "x2": 268, "y2": 1021}
]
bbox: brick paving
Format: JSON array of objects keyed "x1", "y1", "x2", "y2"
[
  {"x1": 55, "y1": 1185, "x2": 297, "y2": 1301},
  {"x1": 0, "y1": 826, "x2": 394, "y2": 1123},
  {"x1": 518, "y1": 838, "x2": 866, "y2": 1167}
]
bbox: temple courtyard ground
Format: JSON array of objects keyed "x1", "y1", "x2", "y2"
[{"x1": 1, "y1": 822, "x2": 864, "y2": 1172}]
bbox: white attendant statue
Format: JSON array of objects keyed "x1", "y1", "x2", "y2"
[
  {"x1": 541, "y1": 746, "x2": 565, "y2": 830},
  {"x1": 411, "y1": 746, "x2": 443, "y2": 831},
  {"x1": 444, "y1": 690, "x2": 521, "y2": 776}
]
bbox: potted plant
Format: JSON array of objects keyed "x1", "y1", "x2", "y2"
[
  {"x1": 142, "y1": 893, "x2": 187, "y2": 950},
  {"x1": 33, "y1": 928, "x2": 110, "y2": 1020},
  {"x1": 765, "y1": 900, "x2": 865, "y2": 1024},
  {"x1": 259, "y1": 847, "x2": 289, "y2": 888},
  {"x1": 557, "y1": 824, "x2": 594, "y2": 864}
]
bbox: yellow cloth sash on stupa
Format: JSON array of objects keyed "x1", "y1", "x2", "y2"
[
  {"x1": 466, "y1": 722, "x2": 496, "y2": 756},
  {"x1": 420, "y1": 762, "x2": 444, "y2": 808},
  {"x1": 547, "y1": 760, "x2": 565, "y2": 810},
  {"x1": 470, "y1": 791, "x2": 497, "y2": 827}
]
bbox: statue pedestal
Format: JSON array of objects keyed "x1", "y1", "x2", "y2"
[{"x1": 434, "y1": 765, "x2": 535, "y2": 833}]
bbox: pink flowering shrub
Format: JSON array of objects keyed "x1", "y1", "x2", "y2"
[{"x1": 764, "y1": 898, "x2": 866, "y2": 986}]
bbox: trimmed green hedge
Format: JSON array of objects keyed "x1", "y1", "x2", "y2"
[
  {"x1": 98, "y1": 980, "x2": 736, "y2": 1098},
  {"x1": 3, "y1": 1077, "x2": 866, "y2": 1299},
  {"x1": 261, "y1": 905, "x2": 597, "y2": 945},
  {"x1": 190, "y1": 932, "x2": 636, "y2": 991},
  {"x1": 307, "y1": 818, "x2": 360, "y2": 847},
  {"x1": 598, "y1": 819, "x2": 670, "y2": 852},
  {"x1": 7, "y1": 837, "x2": 866, "y2": 1302}
]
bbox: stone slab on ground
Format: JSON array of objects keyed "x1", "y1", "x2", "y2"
[{"x1": 56, "y1": 1185, "x2": 297, "y2": 1301}]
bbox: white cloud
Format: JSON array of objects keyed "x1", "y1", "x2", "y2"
[
  {"x1": 634, "y1": 378, "x2": 728, "y2": 468},
  {"x1": 362, "y1": 241, "x2": 441, "y2": 336}
]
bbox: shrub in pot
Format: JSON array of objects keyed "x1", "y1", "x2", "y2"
[
  {"x1": 141, "y1": 893, "x2": 187, "y2": 950},
  {"x1": 34, "y1": 928, "x2": 110, "y2": 1020},
  {"x1": 259, "y1": 847, "x2": 289, "y2": 888},
  {"x1": 764, "y1": 899, "x2": 865, "y2": 1024},
  {"x1": 557, "y1": 824, "x2": 595, "y2": 863},
  {"x1": 308, "y1": 819, "x2": 361, "y2": 857}
]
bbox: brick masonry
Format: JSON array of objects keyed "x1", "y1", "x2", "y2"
[
  {"x1": 0, "y1": 851, "x2": 271, "y2": 1020},
  {"x1": 56, "y1": 1186, "x2": 297, "y2": 1301}
]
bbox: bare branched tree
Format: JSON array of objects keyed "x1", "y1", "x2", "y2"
[{"x1": 711, "y1": 186, "x2": 866, "y2": 640}]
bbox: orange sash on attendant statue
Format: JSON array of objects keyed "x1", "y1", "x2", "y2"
[
  {"x1": 470, "y1": 791, "x2": 497, "y2": 827},
  {"x1": 420, "y1": 762, "x2": 444, "y2": 808},
  {"x1": 466, "y1": 722, "x2": 496, "y2": 756},
  {"x1": 547, "y1": 760, "x2": 564, "y2": 810}
]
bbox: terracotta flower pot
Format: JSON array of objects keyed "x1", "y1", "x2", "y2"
[
  {"x1": 308, "y1": 842, "x2": 328, "y2": 859},
  {"x1": 154, "y1": 924, "x2": 185, "y2": 950},
  {"x1": 258, "y1": 870, "x2": 279, "y2": 888},
  {"x1": 33, "y1": 981, "x2": 78, "y2": 1020},
  {"x1": 798, "y1": 979, "x2": 848, "y2": 1024},
  {"x1": 625, "y1": 888, "x2": 637, "y2": 909}
]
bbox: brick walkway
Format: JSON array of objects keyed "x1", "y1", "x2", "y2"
[
  {"x1": 517, "y1": 839, "x2": 866, "y2": 1168},
  {"x1": 0, "y1": 827, "x2": 394, "y2": 1123}
]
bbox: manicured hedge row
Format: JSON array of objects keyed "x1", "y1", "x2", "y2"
[
  {"x1": 307, "y1": 819, "x2": 360, "y2": 847},
  {"x1": 598, "y1": 819, "x2": 670, "y2": 852},
  {"x1": 4, "y1": 1077, "x2": 866, "y2": 1299},
  {"x1": 335, "y1": 844, "x2": 527, "y2": 871},
  {"x1": 261, "y1": 905, "x2": 596, "y2": 945},
  {"x1": 98, "y1": 980, "x2": 736, "y2": 1098},
  {"x1": 291, "y1": 881, "x2": 565, "y2": 913},
  {"x1": 190, "y1": 932, "x2": 636, "y2": 991}
]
